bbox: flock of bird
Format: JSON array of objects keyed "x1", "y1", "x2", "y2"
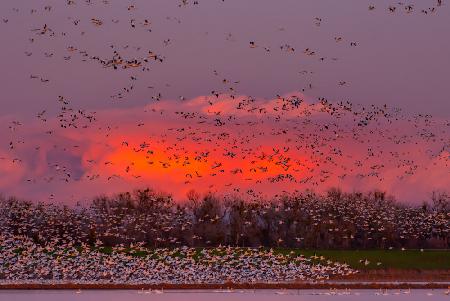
[
  {"x1": 0, "y1": 0, "x2": 449, "y2": 289},
  {"x1": 0, "y1": 190, "x2": 448, "y2": 284},
  {"x1": 3, "y1": 92, "x2": 447, "y2": 202},
  {"x1": 1, "y1": 190, "x2": 448, "y2": 250},
  {"x1": 0, "y1": 0, "x2": 448, "y2": 201},
  {"x1": 0, "y1": 236, "x2": 356, "y2": 284},
  {"x1": 2, "y1": 91, "x2": 448, "y2": 200}
]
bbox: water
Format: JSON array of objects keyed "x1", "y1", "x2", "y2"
[{"x1": 1, "y1": 290, "x2": 449, "y2": 301}]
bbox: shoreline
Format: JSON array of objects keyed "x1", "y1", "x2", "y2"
[
  {"x1": 0, "y1": 282, "x2": 449, "y2": 290},
  {"x1": 2, "y1": 257, "x2": 448, "y2": 291},
  {"x1": 2, "y1": 270, "x2": 449, "y2": 290},
  {"x1": 334, "y1": 269, "x2": 450, "y2": 282}
]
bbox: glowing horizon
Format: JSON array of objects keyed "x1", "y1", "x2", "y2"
[{"x1": 0, "y1": 94, "x2": 447, "y2": 203}]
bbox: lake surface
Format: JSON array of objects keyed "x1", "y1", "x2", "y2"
[{"x1": 1, "y1": 290, "x2": 449, "y2": 301}]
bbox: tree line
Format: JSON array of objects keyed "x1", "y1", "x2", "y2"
[{"x1": 0, "y1": 188, "x2": 448, "y2": 249}]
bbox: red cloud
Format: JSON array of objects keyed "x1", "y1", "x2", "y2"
[{"x1": 0, "y1": 94, "x2": 448, "y2": 204}]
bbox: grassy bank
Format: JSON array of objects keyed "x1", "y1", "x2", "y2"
[
  {"x1": 274, "y1": 249, "x2": 450, "y2": 270},
  {"x1": 90, "y1": 247, "x2": 449, "y2": 270}
]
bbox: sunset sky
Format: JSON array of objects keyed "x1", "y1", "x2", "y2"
[{"x1": 0, "y1": 0, "x2": 448, "y2": 203}]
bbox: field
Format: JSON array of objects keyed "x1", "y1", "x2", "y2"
[
  {"x1": 276, "y1": 249, "x2": 450, "y2": 270},
  {"x1": 92, "y1": 247, "x2": 449, "y2": 271}
]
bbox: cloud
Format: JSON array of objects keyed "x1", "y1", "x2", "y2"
[{"x1": 0, "y1": 94, "x2": 448, "y2": 204}]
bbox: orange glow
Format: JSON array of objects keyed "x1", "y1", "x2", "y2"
[{"x1": 0, "y1": 95, "x2": 448, "y2": 203}]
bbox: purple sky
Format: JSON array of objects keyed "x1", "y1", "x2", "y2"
[{"x1": 1, "y1": 0, "x2": 450, "y2": 116}]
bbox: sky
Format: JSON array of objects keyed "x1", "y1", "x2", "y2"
[{"x1": 0, "y1": 0, "x2": 449, "y2": 204}]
